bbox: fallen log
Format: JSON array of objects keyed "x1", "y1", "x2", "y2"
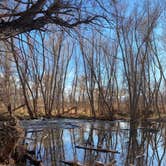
[{"x1": 75, "y1": 145, "x2": 120, "y2": 154}]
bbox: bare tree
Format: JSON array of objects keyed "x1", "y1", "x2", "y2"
[{"x1": 114, "y1": 1, "x2": 162, "y2": 121}]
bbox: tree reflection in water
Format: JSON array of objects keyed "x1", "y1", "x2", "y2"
[{"x1": 22, "y1": 119, "x2": 166, "y2": 166}]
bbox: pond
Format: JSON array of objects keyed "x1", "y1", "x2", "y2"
[{"x1": 21, "y1": 118, "x2": 166, "y2": 166}]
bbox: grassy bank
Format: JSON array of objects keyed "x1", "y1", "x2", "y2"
[{"x1": 0, "y1": 106, "x2": 166, "y2": 122}]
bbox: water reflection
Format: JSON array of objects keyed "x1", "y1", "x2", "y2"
[{"x1": 21, "y1": 119, "x2": 166, "y2": 166}]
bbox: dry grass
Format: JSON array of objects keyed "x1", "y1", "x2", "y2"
[{"x1": 0, "y1": 102, "x2": 166, "y2": 120}]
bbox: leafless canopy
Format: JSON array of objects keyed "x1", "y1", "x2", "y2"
[{"x1": 0, "y1": 0, "x2": 102, "y2": 39}]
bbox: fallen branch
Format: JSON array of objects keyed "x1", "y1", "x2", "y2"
[
  {"x1": 12, "y1": 104, "x2": 25, "y2": 112},
  {"x1": 75, "y1": 145, "x2": 120, "y2": 154}
]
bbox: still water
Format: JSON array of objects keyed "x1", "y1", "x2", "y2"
[{"x1": 21, "y1": 119, "x2": 166, "y2": 166}]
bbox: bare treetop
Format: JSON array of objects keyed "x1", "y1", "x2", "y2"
[{"x1": 0, "y1": 0, "x2": 104, "y2": 39}]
